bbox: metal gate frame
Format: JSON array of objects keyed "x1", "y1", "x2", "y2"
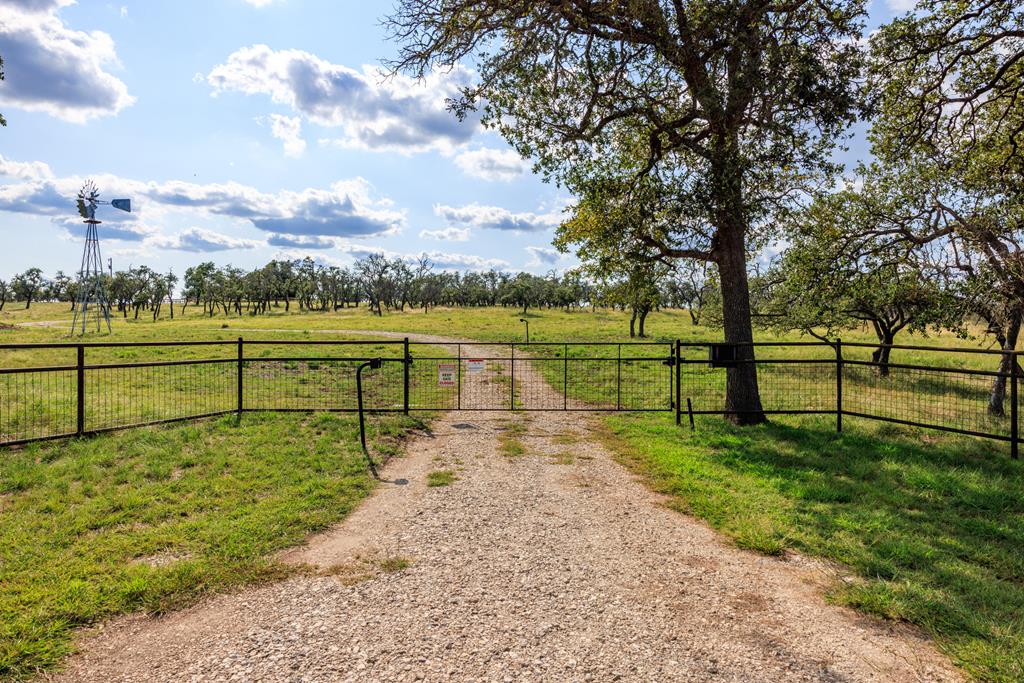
[{"x1": 405, "y1": 340, "x2": 677, "y2": 413}]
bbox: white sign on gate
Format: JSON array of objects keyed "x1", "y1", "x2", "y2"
[
  {"x1": 466, "y1": 358, "x2": 485, "y2": 373},
  {"x1": 438, "y1": 362, "x2": 457, "y2": 386}
]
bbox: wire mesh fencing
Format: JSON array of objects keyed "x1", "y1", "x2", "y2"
[{"x1": 0, "y1": 338, "x2": 1019, "y2": 457}]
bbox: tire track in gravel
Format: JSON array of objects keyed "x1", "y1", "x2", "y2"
[{"x1": 49, "y1": 331, "x2": 962, "y2": 682}]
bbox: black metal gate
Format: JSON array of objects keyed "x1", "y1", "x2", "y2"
[{"x1": 405, "y1": 341, "x2": 676, "y2": 412}]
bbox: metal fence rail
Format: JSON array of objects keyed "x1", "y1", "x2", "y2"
[{"x1": 0, "y1": 337, "x2": 1018, "y2": 457}]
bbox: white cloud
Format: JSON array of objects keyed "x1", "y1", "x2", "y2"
[
  {"x1": 266, "y1": 233, "x2": 335, "y2": 249},
  {"x1": 419, "y1": 227, "x2": 470, "y2": 242},
  {"x1": 434, "y1": 203, "x2": 561, "y2": 233},
  {"x1": 525, "y1": 246, "x2": 562, "y2": 267},
  {"x1": 0, "y1": 157, "x2": 406, "y2": 240},
  {"x1": 52, "y1": 215, "x2": 158, "y2": 242},
  {"x1": 0, "y1": 154, "x2": 54, "y2": 180},
  {"x1": 205, "y1": 45, "x2": 478, "y2": 154},
  {"x1": 152, "y1": 227, "x2": 262, "y2": 253},
  {"x1": 0, "y1": 0, "x2": 135, "y2": 122},
  {"x1": 421, "y1": 251, "x2": 508, "y2": 271},
  {"x1": 267, "y1": 114, "x2": 306, "y2": 157},
  {"x1": 454, "y1": 148, "x2": 528, "y2": 181}
]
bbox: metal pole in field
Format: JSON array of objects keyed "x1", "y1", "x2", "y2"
[
  {"x1": 510, "y1": 343, "x2": 515, "y2": 410},
  {"x1": 835, "y1": 338, "x2": 843, "y2": 434},
  {"x1": 76, "y1": 344, "x2": 85, "y2": 436},
  {"x1": 236, "y1": 337, "x2": 243, "y2": 420},
  {"x1": 403, "y1": 337, "x2": 410, "y2": 415},
  {"x1": 563, "y1": 343, "x2": 568, "y2": 411},
  {"x1": 1011, "y1": 356, "x2": 1018, "y2": 460},
  {"x1": 457, "y1": 343, "x2": 462, "y2": 411},
  {"x1": 616, "y1": 344, "x2": 622, "y2": 411},
  {"x1": 675, "y1": 340, "x2": 682, "y2": 426},
  {"x1": 519, "y1": 318, "x2": 529, "y2": 342}
]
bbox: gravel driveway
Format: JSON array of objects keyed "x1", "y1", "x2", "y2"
[{"x1": 50, "y1": 333, "x2": 962, "y2": 682}]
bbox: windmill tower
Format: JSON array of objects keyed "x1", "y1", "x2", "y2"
[{"x1": 71, "y1": 181, "x2": 131, "y2": 335}]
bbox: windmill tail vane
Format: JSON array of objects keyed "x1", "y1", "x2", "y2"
[{"x1": 70, "y1": 181, "x2": 132, "y2": 336}]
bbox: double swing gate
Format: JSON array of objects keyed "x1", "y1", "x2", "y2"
[{"x1": 0, "y1": 337, "x2": 1020, "y2": 458}]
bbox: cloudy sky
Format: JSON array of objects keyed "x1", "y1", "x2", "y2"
[{"x1": 0, "y1": 0, "x2": 906, "y2": 280}]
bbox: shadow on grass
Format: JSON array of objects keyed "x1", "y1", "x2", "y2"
[{"x1": 601, "y1": 413, "x2": 1024, "y2": 682}]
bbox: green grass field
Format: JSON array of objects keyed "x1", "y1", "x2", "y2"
[
  {"x1": 1, "y1": 302, "x2": 1022, "y2": 680},
  {"x1": 0, "y1": 410, "x2": 425, "y2": 679}
]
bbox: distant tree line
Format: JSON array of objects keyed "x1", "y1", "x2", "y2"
[{"x1": 1, "y1": 254, "x2": 718, "y2": 337}]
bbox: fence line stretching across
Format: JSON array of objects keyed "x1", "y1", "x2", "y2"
[{"x1": 0, "y1": 337, "x2": 1018, "y2": 458}]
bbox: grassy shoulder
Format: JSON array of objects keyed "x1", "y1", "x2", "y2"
[
  {"x1": 0, "y1": 410, "x2": 424, "y2": 680},
  {"x1": 599, "y1": 412, "x2": 1024, "y2": 682}
]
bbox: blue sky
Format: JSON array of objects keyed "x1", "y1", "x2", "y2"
[{"x1": 0, "y1": 0, "x2": 906, "y2": 280}]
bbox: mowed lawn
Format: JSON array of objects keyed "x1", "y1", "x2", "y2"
[
  {"x1": 0, "y1": 410, "x2": 423, "y2": 679},
  {"x1": 2, "y1": 303, "x2": 1023, "y2": 680}
]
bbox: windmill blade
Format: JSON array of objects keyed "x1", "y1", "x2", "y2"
[{"x1": 77, "y1": 199, "x2": 90, "y2": 219}]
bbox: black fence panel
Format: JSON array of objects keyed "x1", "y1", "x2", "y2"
[{"x1": 0, "y1": 338, "x2": 1019, "y2": 457}]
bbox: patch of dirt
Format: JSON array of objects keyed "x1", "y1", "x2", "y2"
[{"x1": 49, "y1": 332, "x2": 963, "y2": 682}]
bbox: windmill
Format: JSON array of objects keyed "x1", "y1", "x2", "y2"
[{"x1": 71, "y1": 181, "x2": 131, "y2": 335}]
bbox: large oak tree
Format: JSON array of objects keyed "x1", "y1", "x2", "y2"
[{"x1": 387, "y1": 0, "x2": 865, "y2": 423}]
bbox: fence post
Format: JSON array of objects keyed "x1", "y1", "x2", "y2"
[
  {"x1": 510, "y1": 343, "x2": 515, "y2": 410},
  {"x1": 236, "y1": 337, "x2": 243, "y2": 419},
  {"x1": 675, "y1": 340, "x2": 682, "y2": 426},
  {"x1": 1011, "y1": 356, "x2": 1018, "y2": 460},
  {"x1": 563, "y1": 343, "x2": 568, "y2": 411},
  {"x1": 835, "y1": 338, "x2": 843, "y2": 434},
  {"x1": 403, "y1": 337, "x2": 410, "y2": 416},
  {"x1": 76, "y1": 344, "x2": 85, "y2": 437},
  {"x1": 616, "y1": 344, "x2": 622, "y2": 411},
  {"x1": 457, "y1": 343, "x2": 462, "y2": 411}
]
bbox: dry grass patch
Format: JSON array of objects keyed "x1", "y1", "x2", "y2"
[
  {"x1": 427, "y1": 470, "x2": 457, "y2": 487},
  {"x1": 320, "y1": 554, "x2": 412, "y2": 584}
]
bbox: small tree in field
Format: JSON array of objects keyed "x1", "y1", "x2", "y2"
[
  {"x1": 772, "y1": 191, "x2": 964, "y2": 375},
  {"x1": 355, "y1": 254, "x2": 391, "y2": 316},
  {"x1": 13, "y1": 268, "x2": 45, "y2": 310},
  {"x1": 664, "y1": 262, "x2": 713, "y2": 326}
]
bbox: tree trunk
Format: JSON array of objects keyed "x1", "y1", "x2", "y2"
[
  {"x1": 870, "y1": 327, "x2": 895, "y2": 377},
  {"x1": 715, "y1": 220, "x2": 765, "y2": 424},
  {"x1": 629, "y1": 310, "x2": 637, "y2": 338},
  {"x1": 989, "y1": 308, "x2": 1023, "y2": 416},
  {"x1": 639, "y1": 309, "x2": 648, "y2": 338}
]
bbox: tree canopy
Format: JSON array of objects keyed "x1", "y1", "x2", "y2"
[{"x1": 388, "y1": 0, "x2": 867, "y2": 423}]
